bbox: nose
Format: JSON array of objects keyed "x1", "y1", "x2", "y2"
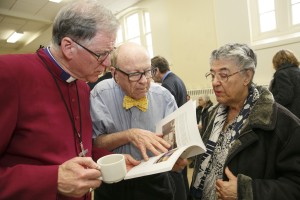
[
  {"x1": 99, "y1": 56, "x2": 111, "y2": 71},
  {"x1": 99, "y1": 54, "x2": 111, "y2": 68},
  {"x1": 138, "y1": 73, "x2": 148, "y2": 83},
  {"x1": 211, "y1": 76, "x2": 221, "y2": 86}
]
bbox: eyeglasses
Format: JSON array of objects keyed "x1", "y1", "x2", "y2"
[
  {"x1": 205, "y1": 69, "x2": 245, "y2": 82},
  {"x1": 72, "y1": 39, "x2": 115, "y2": 63},
  {"x1": 115, "y1": 67, "x2": 155, "y2": 82}
]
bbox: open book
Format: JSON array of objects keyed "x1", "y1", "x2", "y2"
[{"x1": 124, "y1": 100, "x2": 206, "y2": 180}]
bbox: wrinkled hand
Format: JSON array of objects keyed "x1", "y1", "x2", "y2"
[
  {"x1": 58, "y1": 157, "x2": 101, "y2": 198},
  {"x1": 216, "y1": 167, "x2": 237, "y2": 200},
  {"x1": 123, "y1": 154, "x2": 141, "y2": 171},
  {"x1": 172, "y1": 158, "x2": 188, "y2": 172},
  {"x1": 127, "y1": 128, "x2": 171, "y2": 160}
]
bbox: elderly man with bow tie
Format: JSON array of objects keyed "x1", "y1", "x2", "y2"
[{"x1": 90, "y1": 42, "x2": 187, "y2": 200}]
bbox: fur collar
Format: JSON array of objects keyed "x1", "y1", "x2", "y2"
[{"x1": 205, "y1": 86, "x2": 276, "y2": 140}]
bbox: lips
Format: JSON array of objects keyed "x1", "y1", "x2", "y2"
[
  {"x1": 136, "y1": 88, "x2": 147, "y2": 92},
  {"x1": 214, "y1": 90, "x2": 222, "y2": 96},
  {"x1": 94, "y1": 70, "x2": 102, "y2": 75}
]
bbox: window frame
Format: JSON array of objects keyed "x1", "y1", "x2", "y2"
[
  {"x1": 116, "y1": 8, "x2": 153, "y2": 57},
  {"x1": 248, "y1": 0, "x2": 300, "y2": 49}
]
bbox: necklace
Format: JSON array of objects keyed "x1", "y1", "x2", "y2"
[{"x1": 36, "y1": 49, "x2": 88, "y2": 157}]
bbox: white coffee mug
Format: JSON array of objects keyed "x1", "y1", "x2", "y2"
[{"x1": 97, "y1": 154, "x2": 127, "y2": 184}]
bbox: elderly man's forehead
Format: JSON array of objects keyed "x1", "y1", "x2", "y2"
[
  {"x1": 118, "y1": 49, "x2": 150, "y2": 70},
  {"x1": 119, "y1": 43, "x2": 148, "y2": 55}
]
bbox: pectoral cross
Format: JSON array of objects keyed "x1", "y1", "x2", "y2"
[{"x1": 79, "y1": 142, "x2": 88, "y2": 157}]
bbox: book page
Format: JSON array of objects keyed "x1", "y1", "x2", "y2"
[
  {"x1": 124, "y1": 100, "x2": 206, "y2": 180},
  {"x1": 156, "y1": 100, "x2": 203, "y2": 148}
]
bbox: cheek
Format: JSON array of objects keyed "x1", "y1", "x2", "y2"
[
  {"x1": 122, "y1": 82, "x2": 133, "y2": 95},
  {"x1": 81, "y1": 61, "x2": 95, "y2": 73},
  {"x1": 222, "y1": 84, "x2": 234, "y2": 98},
  {"x1": 224, "y1": 83, "x2": 242, "y2": 98}
]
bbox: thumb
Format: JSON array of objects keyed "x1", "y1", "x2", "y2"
[
  {"x1": 124, "y1": 154, "x2": 141, "y2": 166},
  {"x1": 76, "y1": 157, "x2": 100, "y2": 170},
  {"x1": 225, "y1": 167, "x2": 236, "y2": 180}
]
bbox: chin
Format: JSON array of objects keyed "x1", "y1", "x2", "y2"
[
  {"x1": 87, "y1": 76, "x2": 98, "y2": 83},
  {"x1": 134, "y1": 93, "x2": 146, "y2": 100},
  {"x1": 216, "y1": 97, "x2": 224, "y2": 104}
]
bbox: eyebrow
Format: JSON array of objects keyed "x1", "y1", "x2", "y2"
[
  {"x1": 124, "y1": 67, "x2": 152, "y2": 73},
  {"x1": 210, "y1": 67, "x2": 230, "y2": 73}
]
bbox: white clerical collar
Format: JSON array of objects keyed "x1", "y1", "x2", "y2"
[
  {"x1": 46, "y1": 46, "x2": 76, "y2": 83},
  {"x1": 66, "y1": 77, "x2": 76, "y2": 83}
]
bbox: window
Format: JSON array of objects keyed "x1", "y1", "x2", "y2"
[
  {"x1": 258, "y1": 0, "x2": 276, "y2": 32},
  {"x1": 248, "y1": 0, "x2": 300, "y2": 48},
  {"x1": 291, "y1": 0, "x2": 300, "y2": 25},
  {"x1": 116, "y1": 9, "x2": 153, "y2": 58}
]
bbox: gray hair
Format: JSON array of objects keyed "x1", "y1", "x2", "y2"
[
  {"x1": 52, "y1": 0, "x2": 119, "y2": 46},
  {"x1": 210, "y1": 43, "x2": 257, "y2": 72},
  {"x1": 201, "y1": 95, "x2": 211, "y2": 103}
]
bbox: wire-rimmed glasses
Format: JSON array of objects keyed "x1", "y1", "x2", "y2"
[
  {"x1": 72, "y1": 39, "x2": 115, "y2": 63},
  {"x1": 205, "y1": 69, "x2": 245, "y2": 82},
  {"x1": 115, "y1": 67, "x2": 156, "y2": 82}
]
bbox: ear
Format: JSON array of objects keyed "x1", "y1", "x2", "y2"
[
  {"x1": 111, "y1": 67, "x2": 118, "y2": 83},
  {"x1": 243, "y1": 70, "x2": 253, "y2": 86},
  {"x1": 60, "y1": 37, "x2": 74, "y2": 60},
  {"x1": 154, "y1": 68, "x2": 162, "y2": 79}
]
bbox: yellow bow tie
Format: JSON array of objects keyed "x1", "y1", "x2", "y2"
[{"x1": 123, "y1": 95, "x2": 148, "y2": 112}]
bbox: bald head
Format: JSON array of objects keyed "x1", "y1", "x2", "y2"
[
  {"x1": 115, "y1": 42, "x2": 150, "y2": 71},
  {"x1": 110, "y1": 42, "x2": 152, "y2": 99}
]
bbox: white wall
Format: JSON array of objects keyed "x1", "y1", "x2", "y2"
[
  {"x1": 134, "y1": 0, "x2": 300, "y2": 89},
  {"x1": 214, "y1": 0, "x2": 300, "y2": 86},
  {"x1": 136, "y1": 0, "x2": 217, "y2": 90}
]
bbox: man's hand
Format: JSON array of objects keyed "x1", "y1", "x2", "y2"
[
  {"x1": 123, "y1": 154, "x2": 141, "y2": 171},
  {"x1": 127, "y1": 128, "x2": 171, "y2": 160},
  {"x1": 172, "y1": 158, "x2": 188, "y2": 172},
  {"x1": 58, "y1": 157, "x2": 101, "y2": 198},
  {"x1": 216, "y1": 167, "x2": 238, "y2": 200}
]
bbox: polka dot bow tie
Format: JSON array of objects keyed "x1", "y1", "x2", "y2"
[{"x1": 122, "y1": 95, "x2": 148, "y2": 112}]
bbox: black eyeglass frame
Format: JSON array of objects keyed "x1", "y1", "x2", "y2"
[
  {"x1": 205, "y1": 69, "x2": 246, "y2": 82},
  {"x1": 115, "y1": 67, "x2": 156, "y2": 82},
  {"x1": 72, "y1": 39, "x2": 115, "y2": 62}
]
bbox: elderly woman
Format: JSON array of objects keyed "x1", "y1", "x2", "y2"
[{"x1": 190, "y1": 43, "x2": 300, "y2": 200}]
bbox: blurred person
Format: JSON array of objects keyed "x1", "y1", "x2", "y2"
[
  {"x1": 187, "y1": 94, "x2": 191, "y2": 101},
  {"x1": 90, "y1": 42, "x2": 187, "y2": 200},
  {"x1": 190, "y1": 43, "x2": 300, "y2": 200},
  {"x1": 152, "y1": 55, "x2": 189, "y2": 200},
  {"x1": 196, "y1": 95, "x2": 213, "y2": 130},
  {"x1": 269, "y1": 49, "x2": 300, "y2": 119},
  {"x1": 0, "y1": 1, "x2": 140, "y2": 199},
  {"x1": 152, "y1": 55, "x2": 188, "y2": 107},
  {"x1": 196, "y1": 103, "x2": 203, "y2": 124}
]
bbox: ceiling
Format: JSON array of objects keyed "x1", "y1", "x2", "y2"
[{"x1": 0, "y1": 0, "x2": 141, "y2": 54}]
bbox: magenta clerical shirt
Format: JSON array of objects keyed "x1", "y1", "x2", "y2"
[{"x1": 0, "y1": 48, "x2": 108, "y2": 200}]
